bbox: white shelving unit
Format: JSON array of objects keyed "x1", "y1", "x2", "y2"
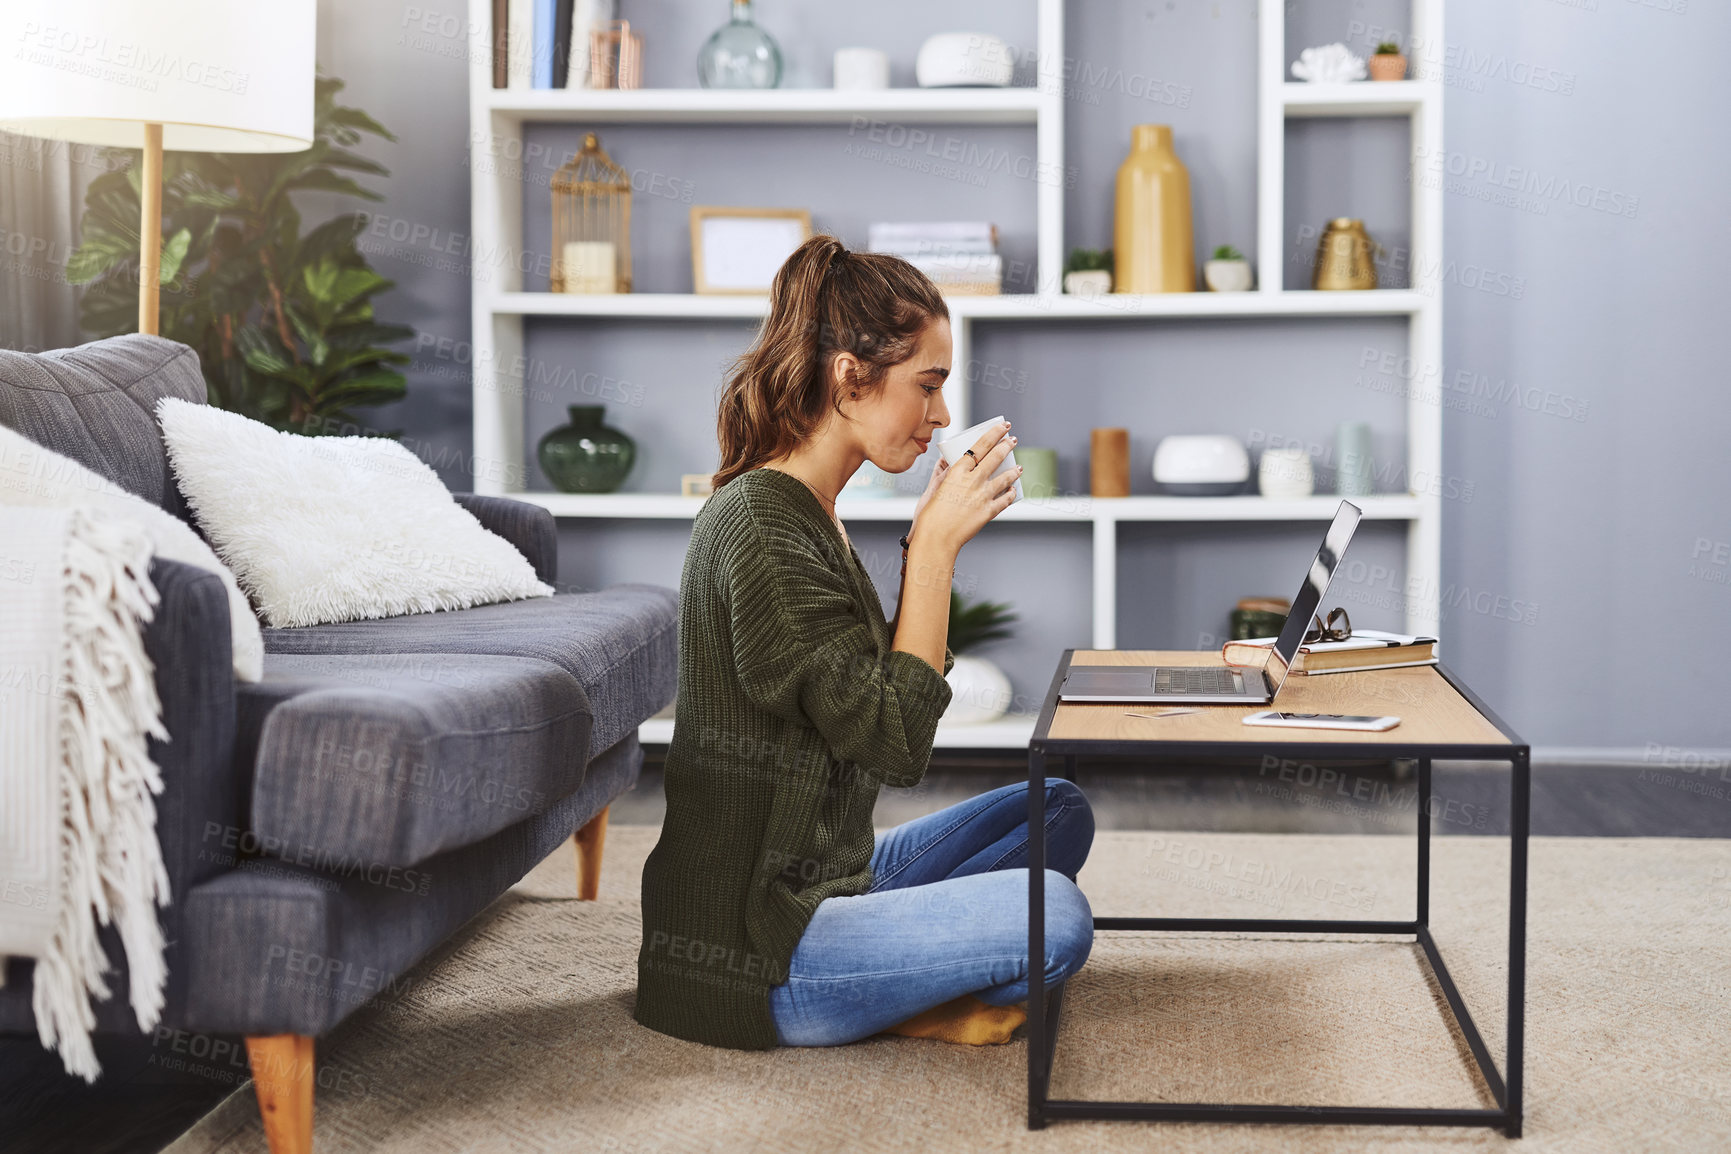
[{"x1": 468, "y1": 0, "x2": 1445, "y2": 750}]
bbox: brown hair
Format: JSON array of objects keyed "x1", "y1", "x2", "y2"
[{"x1": 713, "y1": 234, "x2": 948, "y2": 489}]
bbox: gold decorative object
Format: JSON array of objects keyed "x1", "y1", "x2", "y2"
[
  {"x1": 551, "y1": 133, "x2": 632, "y2": 294},
  {"x1": 1113, "y1": 124, "x2": 1194, "y2": 293},
  {"x1": 1312, "y1": 218, "x2": 1378, "y2": 291},
  {"x1": 681, "y1": 473, "x2": 715, "y2": 497},
  {"x1": 589, "y1": 20, "x2": 643, "y2": 90}
]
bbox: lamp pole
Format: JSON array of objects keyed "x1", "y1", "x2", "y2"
[{"x1": 139, "y1": 122, "x2": 163, "y2": 336}]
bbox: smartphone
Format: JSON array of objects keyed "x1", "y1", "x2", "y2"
[{"x1": 1242, "y1": 711, "x2": 1400, "y2": 732}]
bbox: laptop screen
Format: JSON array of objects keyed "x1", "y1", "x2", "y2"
[{"x1": 1264, "y1": 501, "x2": 1363, "y2": 699}]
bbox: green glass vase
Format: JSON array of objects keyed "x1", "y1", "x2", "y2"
[{"x1": 538, "y1": 405, "x2": 636, "y2": 493}]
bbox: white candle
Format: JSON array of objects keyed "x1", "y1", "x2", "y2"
[{"x1": 561, "y1": 241, "x2": 616, "y2": 294}]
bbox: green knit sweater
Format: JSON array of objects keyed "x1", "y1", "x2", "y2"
[{"x1": 633, "y1": 466, "x2": 955, "y2": 1049}]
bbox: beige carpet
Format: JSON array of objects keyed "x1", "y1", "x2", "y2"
[{"x1": 170, "y1": 827, "x2": 1731, "y2": 1153}]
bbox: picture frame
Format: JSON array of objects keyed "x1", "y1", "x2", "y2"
[{"x1": 690, "y1": 206, "x2": 812, "y2": 294}]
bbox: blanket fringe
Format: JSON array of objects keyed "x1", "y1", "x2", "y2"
[{"x1": 29, "y1": 508, "x2": 170, "y2": 1083}]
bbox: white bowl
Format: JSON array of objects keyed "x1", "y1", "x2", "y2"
[
  {"x1": 916, "y1": 32, "x2": 1014, "y2": 88},
  {"x1": 1152, "y1": 435, "x2": 1249, "y2": 495}
]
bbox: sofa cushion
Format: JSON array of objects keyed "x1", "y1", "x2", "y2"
[
  {"x1": 0, "y1": 334, "x2": 206, "y2": 515},
  {"x1": 262, "y1": 584, "x2": 677, "y2": 760},
  {"x1": 242, "y1": 652, "x2": 592, "y2": 870}
]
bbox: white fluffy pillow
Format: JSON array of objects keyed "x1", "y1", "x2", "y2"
[
  {"x1": 0, "y1": 423, "x2": 265, "y2": 682},
  {"x1": 155, "y1": 399, "x2": 553, "y2": 628}
]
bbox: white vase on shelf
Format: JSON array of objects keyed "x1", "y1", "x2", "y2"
[
  {"x1": 1258, "y1": 448, "x2": 1315, "y2": 499},
  {"x1": 942, "y1": 655, "x2": 1012, "y2": 725}
]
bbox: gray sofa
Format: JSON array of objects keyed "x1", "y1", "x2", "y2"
[{"x1": 0, "y1": 335, "x2": 677, "y2": 1151}]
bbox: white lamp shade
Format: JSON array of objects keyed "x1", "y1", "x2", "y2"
[{"x1": 0, "y1": 0, "x2": 315, "y2": 152}]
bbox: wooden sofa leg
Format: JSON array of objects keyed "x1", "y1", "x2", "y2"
[
  {"x1": 246, "y1": 1034, "x2": 314, "y2": 1154},
  {"x1": 574, "y1": 804, "x2": 610, "y2": 900}
]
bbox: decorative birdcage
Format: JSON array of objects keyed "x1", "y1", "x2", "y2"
[{"x1": 551, "y1": 132, "x2": 631, "y2": 294}]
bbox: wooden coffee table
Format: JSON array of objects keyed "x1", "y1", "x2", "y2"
[{"x1": 1024, "y1": 649, "x2": 1529, "y2": 1137}]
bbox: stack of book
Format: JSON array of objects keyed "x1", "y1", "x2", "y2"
[
  {"x1": 493, "y1": 0, "x2": 618, "y2": 90},
  {"x1": 1224, "y1": 630, "x2": 1439, "y2": 675},
  {"x1": 867, "y1": 223, "x2": 1003, "y2": 295}
]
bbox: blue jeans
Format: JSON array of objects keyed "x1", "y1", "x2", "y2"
[{"x1": 768, "y1": 779, "x2": 1096, "y2": 1047}]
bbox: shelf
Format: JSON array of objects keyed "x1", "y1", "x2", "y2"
[
  {"x1": 480, "y1": 87, "x2": 1046, "y2": 125},
  {"x1": 956, "y1": 290, "x2": 1429, "y2": 320},
  {"x1": 492, "y1": 292, "x2": 767, "y2": 319},
  {"x1": 1281, "y1": 81, "x2": 1437, "y2": 118},
  {"x1": 512, "y1": 492, "x2": 1423, "y2": 523},
  {"x1": 488, "y1": 290, "x2": 1430, "y2": 321},
  {"x1": 639, "y1": 713, "x2": 1039, "y2": 750}
]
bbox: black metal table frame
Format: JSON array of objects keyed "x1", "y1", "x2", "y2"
[{"x1": 1026, "y1": 652, "x2": 1530, "y2": 1137}]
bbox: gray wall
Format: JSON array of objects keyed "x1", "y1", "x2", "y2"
[{"x1": 311, "y1": 0, "x2": 1731, "y2": 754}]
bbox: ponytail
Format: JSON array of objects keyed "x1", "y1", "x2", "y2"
[{"x1": 714, "y1": 234, "x2": 948, "y2": 489}]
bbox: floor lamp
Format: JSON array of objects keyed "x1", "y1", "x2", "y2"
[{"x1": 0, "y1": 2, "x2": 316, "y2": 335}]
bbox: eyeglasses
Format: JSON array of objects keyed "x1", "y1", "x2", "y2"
[{"x1": 1304, "y1": 606, "x2": 1352, "y2": 644}]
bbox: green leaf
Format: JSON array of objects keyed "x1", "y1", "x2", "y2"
[
  {"x1": 158, "y1": 228, "x2": 192, "y2": 284},
  {"x1": 281, "y1": 169, "x2": 380, "y2": 201},
  {"x1": 947, "y1": 591, "x2": 1019, "y2": 655},
  {"x1": 316, "y1": 370, "x2": 407, "y2": 410},
  {"x1": 235, "y1": 325, "x2": 297, "y2": 378},
  {"x1": 64, "y1": 230, "x2": 138, "y2": 284}
]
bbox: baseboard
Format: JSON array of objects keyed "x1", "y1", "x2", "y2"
[{"x1": 1534, "y1": 745, "x2": 1731, "y2": 770}]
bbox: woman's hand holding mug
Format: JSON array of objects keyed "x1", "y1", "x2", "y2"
[{"x1": 909, "y1": 418, "x2": 1021, "y2": 560}]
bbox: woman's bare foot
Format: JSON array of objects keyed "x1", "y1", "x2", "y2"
[{"x1": 882, "y1": 994, "x2": 1028, "y2": 1045}]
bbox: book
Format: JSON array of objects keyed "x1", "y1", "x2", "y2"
[
  {"x1": 1224, "y1": 629, "x2": 1438, "y2": 675},
  {"x1": 552, "y1": 0, "x2": 572, "y2": 88},
  {"x1": 507, "y1": 0, "x2": 534, "y2": 89},
  {"x1": 492, "y1": 0, "x2": 509, "y2": 88},
  {"x1": 532, "y1": 0, "x2": 557, "y2": 88},
  {"x1": 867, "y1": 222, "x2": 1000, "y2": 254}
]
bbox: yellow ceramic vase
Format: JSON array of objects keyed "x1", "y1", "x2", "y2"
[{"x1": 1113, "y1": 124, "x2": 1194, "y2": 293}]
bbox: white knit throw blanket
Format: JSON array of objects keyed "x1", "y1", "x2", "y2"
[{"x1": 0, "y1": 506, "x2": 170, "y2": 1082}]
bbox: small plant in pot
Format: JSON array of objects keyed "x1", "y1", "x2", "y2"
[
  {"x1": 1062, "y1": 248, "x2": 1113, "y2": 297},
  {"x1": 1203, "y1": 244, "x2": 1253, "y2": 292},
  {"x1": 941, "y1": 591, "x2": 1017, "y2": 725},
  {"x1": 1369, "y1": 40, "x2": 1407, "y2": 82}
]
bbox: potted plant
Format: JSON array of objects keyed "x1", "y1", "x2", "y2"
[
  {"x1": 66, "y1": 75, "x2": 411, "y2": 434},
  {"x1": 1062, "y1": 248, "x2": 1113, "y2": 297},
  {"x1": 1203, "y1": 245, "x2": 1254, "y2": 292},
  {"x1": 1369, "y1": 40, "x2": 1407, "y2": 82},
  {"x1": 941, "y1": 591, "x2": 1017, "y2": 725}
]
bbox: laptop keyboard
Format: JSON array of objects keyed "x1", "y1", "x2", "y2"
[{"x1": 1154, "y1": 667, "x2": 1241, "y2": 695}]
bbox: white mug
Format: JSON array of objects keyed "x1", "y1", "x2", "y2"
[
  {"x1": 937, "y1": 414, "x2": 1022, "y2": 501},
  {"x1": 833, "y1": 47, "x2": 890, "y2": 91}
]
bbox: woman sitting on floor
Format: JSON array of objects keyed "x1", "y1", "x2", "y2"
[{"x1": 633, "y1": 234, "x2": 1096, "y2": 1050}]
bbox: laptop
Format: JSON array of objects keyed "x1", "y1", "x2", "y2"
[{"x1": 1058, "y1": 500, "x2": 1363, "y2": 705}]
